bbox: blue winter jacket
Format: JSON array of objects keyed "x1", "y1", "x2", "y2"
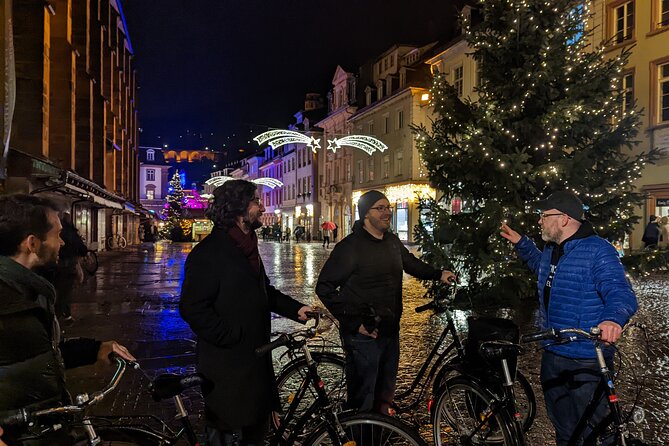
[{"x1": 515, "y1": 230, "x2": 637, "y2": 359}]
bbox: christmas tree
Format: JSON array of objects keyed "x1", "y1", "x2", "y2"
[
  {"x1": 161, "y1": 170, "x2": 188, "y2": 241},
  {"x1": 412, "y1": 0, "x2": 663, "y2": 304}
]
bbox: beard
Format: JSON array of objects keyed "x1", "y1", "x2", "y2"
[
  {"x1": 243, "y1": 213, "x2": 263, "y2": 231},
  {"x1": 37, "y1": 242, "x2": 59, "y2": 269}
]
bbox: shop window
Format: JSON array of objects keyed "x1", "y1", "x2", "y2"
[{"x1": 395, "y1": 202, "x2": 409, "y2": 241}]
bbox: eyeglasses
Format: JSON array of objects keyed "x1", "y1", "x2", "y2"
[
  {"x1": 539, "y1": 212, "x2": 565, "y2": 220},
  {"x1": 251, "y1": 197, "x2": 261, "y2": 205},
  {"x1": 370, "y1": 205, "x2": 392, "y2": 212}
]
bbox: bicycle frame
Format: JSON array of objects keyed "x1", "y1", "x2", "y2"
[{"x1": 394, "y1": 309, "x2": 465, "y2": 413}]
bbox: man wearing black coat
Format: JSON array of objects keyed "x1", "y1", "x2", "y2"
[
  {"x1": 179, "y1": 180, "x2": 311, "y2": 446},
  {"x1": 0, "y1": 195, "x2": 134, "y2": 445},
  {"x1": 316, "y1": 190, "x2": 456, "y2": 415}
]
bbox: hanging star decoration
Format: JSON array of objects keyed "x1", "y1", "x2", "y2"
[
  {"x1": 253, "y1": 130, "x2": 321, "y2": 152},
  {"x1": 205, "y1": 176, "x2": 284, "y2": 189},
  {"x1": 326, "y1": 135, "x2": 388, "y2": 155}
]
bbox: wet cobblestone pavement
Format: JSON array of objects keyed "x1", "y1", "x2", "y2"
[{"x1": 64, "y1": 241, "x2": 669, "y2": 445}]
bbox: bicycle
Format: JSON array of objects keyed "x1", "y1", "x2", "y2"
[
  {"x1": 106, "y1": 233, "x2": 127, "y2": 250},
  {"x1": 257, "y1": 310, "x2": 427, "y2": 446},
  {"x1": 432, "y1": 326, "x2": 648, "y2": 446},
  {"x1": 275, "y1": 286, "x2": 536, "y2": 438},
  {"x1": 0, "y1": 354, "x2": 204, "y2": 445}
]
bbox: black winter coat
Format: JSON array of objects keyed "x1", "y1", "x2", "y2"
[
  {"x1": 179, "y1": 228, "x2": 304, "y2": 431},
  {"x1": 316, "y1": 221, "x2": 441, "y2": 336},
  {"x1": 0, "y1": 257, "x2": 100, "y2": 444}
]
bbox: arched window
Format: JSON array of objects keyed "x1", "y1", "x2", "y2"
[{"x1": 146, "y1": 149, "x2": 155, "y2": 161}]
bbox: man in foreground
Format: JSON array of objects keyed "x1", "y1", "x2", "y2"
[
  {"x1": 500, "y1": 190, "x2": 637, "y2": 446},
  {"x1": 316, "y1": 189, "x2": 455, "y2": 415},
  {"x1": 0, "y1": 194, "x2": 134, "y2": 445},
  {"x1": 180, "y1": 180, "x2": 311, "y2": 446}
]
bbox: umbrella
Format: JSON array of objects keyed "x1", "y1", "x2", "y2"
[{"x1": 321, "y1": 221, "x2": 336, "y2": 231}]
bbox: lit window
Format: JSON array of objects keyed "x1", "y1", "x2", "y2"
[
  {"x1": 146, "y1": 149, "x2": 155, "y2": 161},
  {"x1": 357, "y1": 160, "x2": 363, "y2": 184},
  {"x1": 146, "y1": 189, "x2": 154, "y2": 200},
  {"x1": 453, "y1": 65, "x2": 464, "y2": 98},
  {"x1": 383, "y1": 155, "x2": 390, "y2": 179},
  {"x1": 367, "y1": 158, "x2": 374, "y2": 182},
  {"x1": 660, "y1": 62, "x2": 669, "y2": 123},
  {"x1": 622, "y1": 72, "x2": 634, "y2": 115},
  {"x1": 146, "y1": 169, "x2": 155, "y2": 181},
  {"x1": 612, "y1": 1, "x2": 634, "y2": 44}
]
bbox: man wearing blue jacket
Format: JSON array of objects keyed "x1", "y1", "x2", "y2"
[{"x1": 500, "y1": 190, "x2": 637, "y2": 446}]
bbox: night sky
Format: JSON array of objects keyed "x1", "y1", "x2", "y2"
[{"x1": 122, "y1": 0, "x2": 466, "y2": 157}]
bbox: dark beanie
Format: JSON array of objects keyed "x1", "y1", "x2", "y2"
[{"x1": 358, "y1": 190, "x2": 387, "y2": 219}]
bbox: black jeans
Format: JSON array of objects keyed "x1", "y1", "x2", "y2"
[
  {"x1": 541, "y1": 351, "x2": 613, "y2": 446},
  {"x1": 341, "y1": 333, "x2": 399, "y2": 414}
]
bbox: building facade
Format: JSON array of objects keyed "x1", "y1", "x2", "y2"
[
  {"x1": 589, "y1": 0, "x2": 669, "y2": 247},
  {"x1": 2, "y1": 0, "x2": 142, "y2": 250},
  {"x1": 348, "y1": 44, "x2": 438, "y2": 242},
  {"x1": 317, "y1": 66, "x2": 357, "y2": 238},
  {"x1": 138, "y1": 146, "x2": 170, "y2": 215}
]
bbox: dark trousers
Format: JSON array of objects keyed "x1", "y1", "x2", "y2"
[
  {"x1": 341, "y1": 333, "x2": 399, "y2": 414},
  {"x1": 322, "y1": 236, "x2": 330, "y2": 248},
  {"x1": 54, "y1": 271, "x2": 77, "y2": 318},
  {"x1": 541, "y1": 351, "x2": 613, "y2": 446},
  {"x1": 205, "y1": 418, "x2": 269, "y2": 446}
]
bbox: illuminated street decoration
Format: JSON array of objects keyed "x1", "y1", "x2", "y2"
[
  {"x1": 205, "y1": 176, "x2": 284, "y2": 189},
  {"x1": 327, "y1": 135, "x2": 388, "y2": 155},
  {"x1": 253, "y1": 130, "x2": 320, "y2": 152}
]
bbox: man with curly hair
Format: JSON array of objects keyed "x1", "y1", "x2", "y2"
[{"x1": 179, "y1": 179, "x2": 312, "y2": 446}]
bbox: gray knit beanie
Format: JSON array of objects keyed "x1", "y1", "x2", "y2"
[{"x1": 358, "y1": 190, "x2": 388, "y2": 219}]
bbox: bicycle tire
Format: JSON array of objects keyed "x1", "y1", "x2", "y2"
[
  {"x1": 433, "y1": 366, "x2": 536, "y2": 433},
  {"x1": 276, "y1": 352, "x2": 346, "y2": 418},
  {"x1": 583, "y1": 412, "x2": 649, "y2": 446},
  {"x1": 432, "y1": 376, "x2": 517, "y2": 446},
  {"x1": 302, "y1": 412, "x2": 427, "y2": 446},
  {"x1": 82, "y1": 250, "x2": 99, "y2": 274},
  {"x1": 106, "y1": 236, "x2": 114, "y2": 250},
  {"x1": 119, "y1": 236, "x2": 127, "y2": 249}
]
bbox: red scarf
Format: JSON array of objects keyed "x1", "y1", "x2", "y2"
[{"x1": 227, "y1": 225, "x2": 261, "y2": 276}]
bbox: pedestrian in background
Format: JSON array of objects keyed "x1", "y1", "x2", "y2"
[
  {"x1": 180, "y1": 180, "x2": 312, "y2": 446},
  {"x1": 332, "y1": 223, "x2": 339, "y2": 242},
  {"x1": 658, "y1": 216, "x2": 669, "y2": 249},
  {"x1": 0, "y1": 194, "x2": 135, "y2": 445},
  {"x1": 316, "y1": 190, "x2": 455, "y2": 414},
  {"x1": 500, "y1": 190, "x2": 637, "y2": 446},
  {"x1": 322, "y1": 228, "x2": 330, "y2": 248},
  {"x1": 641, "y1": 215, "x2": 660, "y2": 248},
  {"x1": 54, "y1": 212, "x2": 88, "y2": 323}
]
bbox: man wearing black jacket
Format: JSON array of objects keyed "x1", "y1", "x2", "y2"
[
  {"x1": 0, "y1": 194, "x2": 134, "y2": 445},
  {"x1": 316, "y1": 190, "x2": 455, "y2": 414},
  {"x1": 180, "y1": 180, "x2": 311, "y2": 446}
]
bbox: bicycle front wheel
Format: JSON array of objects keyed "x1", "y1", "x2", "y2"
[
  {"x1": 82, "y1": 250, "x2": 99, "y2": 274},
  {"x1": 432, "y1": 376, "x2": 517, "y2": 446},
  {"x1": 302, "y1": 412, "x2": 427, "y2": 446},
  {"x1": 91, "y1": 426, "x2": 165, "y2": 445},
  {"x1": 276, "y1": 352, "x2": 346, "y2": 418},
  {"x1": 118, "y1": 236, "x2": 127, "y2": 249}
]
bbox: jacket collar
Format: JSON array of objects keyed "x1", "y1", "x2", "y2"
[
  {"x1": 352, "y1": 219, "x2": 389, "y2": 242},
  {"x1": 547, "y1": 220, "x2": 597, "y2": 254}
]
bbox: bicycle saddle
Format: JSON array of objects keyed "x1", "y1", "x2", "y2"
[
  {"x1": 478, "y1": 340, "x2": 522, "y2": 361},
  {"x1": 150, "y1": 373, "x2": 204, "y2": 401}
]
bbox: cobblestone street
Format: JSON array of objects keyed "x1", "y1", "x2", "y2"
[{"x1": 64, "y1": 241, "x2": 669, "y2": 445}]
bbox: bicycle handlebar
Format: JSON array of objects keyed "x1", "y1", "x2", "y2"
[
  {"x1": 521, "y1": 327, "x2": 601, "y2": 344},
  {"x1": 255, "y1": 334, "x2": 291, "y2": 356},
  {"x1": 255, "y1": 310, "x2": 325, "y2": 356},
  {"x1": 0, "y1": 355, "x2": 132, "y2": 428}
]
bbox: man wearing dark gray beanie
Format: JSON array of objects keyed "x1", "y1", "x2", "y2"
[{"x1": 316, "y1": 189, "x2": 456, "y2": 414}]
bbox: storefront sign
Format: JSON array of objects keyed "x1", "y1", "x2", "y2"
[{"x1": 657, "y1": 198, "x2": 669, "y2": 207}]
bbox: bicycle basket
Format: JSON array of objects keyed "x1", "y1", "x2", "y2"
[{"x1": 465, "y1": 316, "x2": 520, "y2": 379}]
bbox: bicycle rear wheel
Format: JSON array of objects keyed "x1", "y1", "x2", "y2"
[
  {"x1": 432, "y1": 376, "x2": 517, "y2": 446},
  {"x1": 119, "y1": 236, "x2": 127, "y2": 249},
  {"x1": 302, "y1": 412, "x2": 427, "y2": 446},
  {"x1": 433, "y1": 367, "x2": 536, "y2": 433}
]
